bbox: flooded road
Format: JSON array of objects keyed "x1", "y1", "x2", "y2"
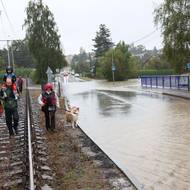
[{"x1": 64, "y1": 79, "x2": 190, "y2": 190}]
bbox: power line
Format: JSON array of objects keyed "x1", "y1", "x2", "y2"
[
  {"x1": 0, "y1": 10, "x2": 6, "y2": 38},
  {"x1": 131, "y1": 28, "x2": 160, "y2": 44},
  {"x1": 0, "y1": 0, "x2": 15, "y2": 34}
]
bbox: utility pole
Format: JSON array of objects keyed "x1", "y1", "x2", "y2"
[
  {"x1": 7, "y1": 40, "x2": 10, "y2": 67},
  {"x1": 0, "y1": 39, "x2": 20, "y2": 67},
  {"x1": 112, "y1": 49, "x2": 115, "y2": 82},
  {"x1": 0, "y1": 11, "x2": 11, "y2": 67},
  {"x1": 10, "y1": 42, "x2": 14, "y2": 68}
]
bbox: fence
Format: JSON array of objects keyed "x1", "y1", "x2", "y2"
[{"x1": 140, "y1": 75, "x2": 190, "y2": 91}]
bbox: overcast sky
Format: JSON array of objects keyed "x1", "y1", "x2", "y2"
[{"x1": 0, "y1": 0, "x2": 163, "y2": 55}]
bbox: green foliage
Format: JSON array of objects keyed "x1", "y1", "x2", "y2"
[
  {"x1": 0, "y1": 41, "x2": 36, "y2": 69},
  {"x1": 71, "y1": 48, "x2": 91, "y2": 76},
  {"x1": 0, "y1": 56, "x2": 4, "y2": 68},
  {"x1": 30, "y1": 69, "x2": 40, "y2": 83},
  {"x1": 144, "y1": 55, "x2": 171, "y2": 70},
  {"x1": 11, "y1": 40, "x2": 35, "y2": 68},
  {"x1": 92, "y1": 24, "x2": 113, "y2": 58},
  {"x1": 92, "y1": 24, "x2": 113, "y2": 76},
  {"x1": 95, "y1": 66, "x2": 104, "y2": 78},
  {"x1": 129, "y1": 44, "x2": 146, "y2": 55},
  {"x1": 0, "y1": 49, "x2": 8, "y2": 68},
  {"x1": 127, "y1": 56, "x2": 140, "y2": 78},
  {"x1": 0, "y1": 67, "x2": 34, "y2": 82},
  {"x1": 14, "y1": 67, "x2": 35, "y2": 78},
  {"x1": 0, "y1": 72, "x2": 4, "y2": 82},
  {"x1": 101, "y1": 41, "x2": 132, "y2": 81},
  {"x1": 154, "y1": 0, "x2": 190, "y2": 73},
  {"x1": 24, "y1": 0, "x2": 67, "y2": 83}
]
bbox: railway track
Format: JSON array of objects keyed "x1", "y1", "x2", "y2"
[{"x1": 0, "y1": 85, "x2": 54, "y2": 190}]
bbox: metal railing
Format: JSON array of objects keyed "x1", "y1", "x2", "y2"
[{"x1": 140, "y1": 75, "x2": 190, "y2": 91}]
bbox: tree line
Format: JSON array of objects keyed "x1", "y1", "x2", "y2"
[
  {"x1": 0, "y1": 0, "x2": 189, "y2": 82},
  {"x1": 72, "y1": 0, "x2": 190, "y2": 80},
  {"x1": 71, "y1": 24, "x2": 172, "y2": 81}
]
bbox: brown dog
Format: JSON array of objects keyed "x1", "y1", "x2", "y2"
[{"x1": 64, "y1": 106, "x2": 79, "y2": 128}]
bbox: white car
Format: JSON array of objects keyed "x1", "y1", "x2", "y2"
[{"x1": 74, "y1": 73, "x2": 80, "y2": 77}]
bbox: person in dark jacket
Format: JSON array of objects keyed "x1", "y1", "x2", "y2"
[
  {"x1": 38, "y1": 83, "x2": 59, "y2": 131},
  {"x1": 3, "y1": 66, "x2": 17, "y2": 83},
  {"x1": 3, "y1": 66, "x2": 18, "y2": 99},
  {"x1": 0, "y1": 78, "x2": 19, "y2": 137},
  {"x1": 17, "y1": 76, "x2": 23, "y2": 94}
]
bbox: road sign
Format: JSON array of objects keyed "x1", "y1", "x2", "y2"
[
  {"x1": 46, "y1": 66, "x2": 53, "y2": 82},
  {"x1": 187, "y1": 63, "x2": 190, "y2": 69},
  {"x1": 112, "y1": 65, "x2": 116, "y2": 71}
]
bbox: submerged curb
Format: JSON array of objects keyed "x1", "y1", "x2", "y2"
[{"x1": 76, "y1": 125, "x2": 144, "y2": 190}]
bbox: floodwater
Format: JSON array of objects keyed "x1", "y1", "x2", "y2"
[{"x1": 63, "y1": 79, "x2": 190, "y2": 190}]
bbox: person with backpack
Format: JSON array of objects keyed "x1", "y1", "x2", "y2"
[
  {"x1": 3, "y1": 66, "x2": 17, "y2": 83},
  {"x1": 3, "y1": 66, "x2": 18, "y2": 99},
  {"x1": 38, "y1": 83, "x2": 60, "y2": 131},
  {"x1": 0, "y1": 78, "x2": 19, "y2": 137}
]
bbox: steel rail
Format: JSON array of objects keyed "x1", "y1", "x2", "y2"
[{"x1": 26, "y1": 79, "x2": 35, "y2": 190}]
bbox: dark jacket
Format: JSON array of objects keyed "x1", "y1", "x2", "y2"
[
  {"x1": 38, "y1": 90, "x2": 59, "y2": 112},
  {"x1": 3, "y1": 73, "x2": 17, "y2": 83},
  {"x1": 17, "y1": 78, "x2": 23, "y2": 86},
  {"x1": 0, "y1": 86, "x2": 17, "y2": 109}
]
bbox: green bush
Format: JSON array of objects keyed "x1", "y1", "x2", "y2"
[
  {"x1": 95, "y1": 67, "x2": 104, "y2": 79},
  {"x1": 0, "y1": 67, "x2": 35, "y2": 83},
  {"x1": 14, "y1": 67, "x2": 35, "y2": 78}
]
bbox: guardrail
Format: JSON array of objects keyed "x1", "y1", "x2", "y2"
[{"x1": 140, "y1": 75, "x2": 190, "y2": 91}]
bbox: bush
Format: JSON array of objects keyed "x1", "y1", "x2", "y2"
[
  {"x1": 0, "y1": 67, "x2": 35, "y2": 83},
  {"x1": 95, "y1": 67, "x2": 104, "y2": 79},
  {"x1": 14, "y1": 67, "x2": 36, "y2": 78}
]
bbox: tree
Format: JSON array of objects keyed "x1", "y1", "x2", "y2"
[
  {"x1": 92, "y1": 24, "x2": 113, "y2": 75},
  {"x1": 101, "y1": 41, "x2": 132, "y2": 81},
  {"x1": 24, "y1": 0, "x2": 67, "y2": 83},
  {"x1": 11, "y1": 40, "x2": 35, "y2": 68},
  {"x1": 0, "y1": 48, "x2": 8, "y2": 69},
  {"x1": 0, "y1": 56, "x2": 4, "y2": 69},
  {"x1": 129, "y1": 44, "x2": 146, "y2": 55},
  {"x1": 154, "y1": 0, "x2": 190, "y2": 73},
  {"x1": 144, "y1": 56, "x2": 170, "y2": 70},
  {"x1": 92, "y1": 24, "x2": 113, "y2": 57},
  {"x1": 71, "y1": 48, "x2": 91, "y2": 76}
]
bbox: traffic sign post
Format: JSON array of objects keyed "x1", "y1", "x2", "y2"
[
  {"x1": 187, "y1": 63, "x2": 190, "y2": 70},
  {"x1": 111, "y1": 45, "x2": 116, "y2": 83},
  {"x1": 112, "y1": 65, "x2": 116, "y2": 71},
  {"x1": 46, "y1": 66, "x2": 53, "y2": 82},
  {"x1": 112, "y1": 64, "x2": 116, "y2": 82}
]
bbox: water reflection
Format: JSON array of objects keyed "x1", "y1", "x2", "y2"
[
  {"x1": 66, "y1": 80, "x2": 190, "y2": 190},
  {"x1": 97, "y1": 92, "x2": 132, "y2": 117}
]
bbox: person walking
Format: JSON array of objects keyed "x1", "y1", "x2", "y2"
[
  {"x1": 3, "y1": 66, "x2": 18, "y2": 98},
  {"x1": 17, "y1": 76, "x2": 23, "y2": 94},
  {"x1": 0, "y1": 78, "x2": 19, "y2": 137},
  {"x1": 3, "y1": 66, "x2": 16, "y2": 83},
  {"x1": 38, "y1": 83, "x2": 60, "y2": 132}
]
